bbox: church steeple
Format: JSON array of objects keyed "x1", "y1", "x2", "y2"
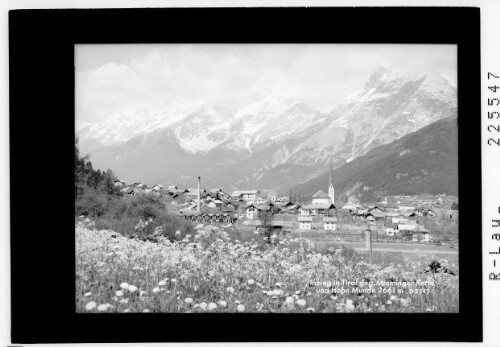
[{"x1": 328, "y1": 162, "x2": 335, "y2": 205}]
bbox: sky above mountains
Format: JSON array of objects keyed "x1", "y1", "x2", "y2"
[{"x1": 76, "y1": 44, "x2": 457, "y2": 123}]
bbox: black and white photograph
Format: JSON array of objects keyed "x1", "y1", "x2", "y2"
[
  {"x1": 75, "y1": 43, "x2": 461, "y2": 314},
  {"x1": 7, "y1": 4, "x2": 490, "y2": 344}
]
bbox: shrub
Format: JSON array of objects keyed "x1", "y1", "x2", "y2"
[
  {"x1": 106, "y1": 197, "x2": 128, "y2": 219},
  {"x1": 127, "y1": 194, "x2": 165, "y2": 219},
  {"x1": 75, "y1": 187, "x2": 109, "y2": 217},
  {"x1": 150, "y1": 212, "x2": 195, "y2": 241}
]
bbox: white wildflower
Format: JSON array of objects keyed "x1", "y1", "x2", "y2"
[
  {"x1": 85, "y1": 301, "x2": 97, "y2": 311},
  {"x1": 97, "y1": 304, "x2": 109, "y2": 312}
]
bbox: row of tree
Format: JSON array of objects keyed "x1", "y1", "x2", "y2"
[{"x1": 75, "y1": 139, "x2": 120, "y2": 199}]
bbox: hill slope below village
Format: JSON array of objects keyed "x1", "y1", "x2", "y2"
[{"x1": 294, "y1": 116, "x2": 458, "y2": 203}]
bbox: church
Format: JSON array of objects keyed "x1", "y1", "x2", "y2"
[
  {"x1": 299, "y1": 163, "x2": 336, "y2": 216},
  {"x1": 312, "y1": 163, "x2": 335, "y2": 205}
]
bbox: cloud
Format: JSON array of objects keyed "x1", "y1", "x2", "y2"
[{"x1": 76, "y1": 44, "x2": 457, "y2": 122}]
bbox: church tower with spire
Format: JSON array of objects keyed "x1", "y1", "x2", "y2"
[{"x1": 328, "y1": 162, "x2": 335, "y2": 205}]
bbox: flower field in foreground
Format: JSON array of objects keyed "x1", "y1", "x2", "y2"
[{"x1": 76, "y1": 219, "x2": 459, "y2": 313}]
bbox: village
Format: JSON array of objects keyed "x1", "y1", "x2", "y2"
[{"x1": 113, "y1": 164, "x2": 459, "y2": 246}]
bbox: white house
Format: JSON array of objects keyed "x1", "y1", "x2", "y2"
[
  {"x1": 298, "y1": 216, "x2": 312, "y2": 230},
  {"x1": 412, "y1": 225, "x2": 431, "y2": 242},
  {"x1": 341, "y1": 203, "x2": 360, "y2": 212},
  {"x1": 426, "y1": 209, "x2": 437, "y2": 217},
  {"x1": 385, "y1": 227, "x2": 398, "y2": 237},
  {"x1": 152, "y1": 184, "x2": 163, "y2": 191},
  {"x1": 397, "y1": 224, "x2": 418, "y2": 232},
  {"x1": 323, "y1": 216, "x2": 337, "y2": 231},
  {"x1": 245, "y1": 204, "x2": 260, "y2": 219},
  {"x1": 206, "y1": 199, "x2": 223, "y2": 209},
  {"x1": 392, "y1": 217, "x2": 409, "y2": 225},
  {"x1": 231, "y1": 190, "x2": 259, "y2": 201},
  {"x1": 300, "y1": 204, "x2": 335, "y2": 216},
  {"x1": 398, "y1": 206, "x2": 415, "y2": 212},
  {"x1": 275, "y1": 196, "x2": 289, "y2": 203},
  {"x1": 114, "y1": 180, "x2": 126, "y2": 187}
]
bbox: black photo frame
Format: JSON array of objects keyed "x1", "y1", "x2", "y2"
[{"x1": 9, "y1": 7, "x2": 481, "y2": 343}]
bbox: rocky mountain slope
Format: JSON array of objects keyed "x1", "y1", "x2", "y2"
[{"x1": 294, "y1": 116, "x2": 458, "y2": 203}]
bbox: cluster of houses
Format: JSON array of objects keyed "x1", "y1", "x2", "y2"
[
  {"x1": 115, "y1": 180, "x2": 166, "y2": 196},
  {"x1": 115, "y1": 165, "x2": 457, "y2": 243}
]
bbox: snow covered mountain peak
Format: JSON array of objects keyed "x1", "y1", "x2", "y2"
[
  {"x1": 80, "y1": 64, "x2": 458, "y2": 192},
  {"x1": 234, "y1": 96, "x2": 299, "y2": 119}
]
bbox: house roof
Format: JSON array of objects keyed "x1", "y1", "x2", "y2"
[
  {"x1": 312, "y1": 190, "x2": 330, "y2": 198},
  {"x1": 298, "y1": 216, "x2": 313, "y2": 222},
  {"x1": 401, "y1": 212, "x2": 415, "y2": 217},
  {"x1": 185, "y1": 191, "x2": 200, "y2": 196},
  {"x1": 232, "y1": 190, "x2": 259, "y2": 196},
  {"x1": 341, "y1": 203, "x2": 361, "y2": 209},
  {"x1": 271, "y1": 220, "x2": 294, "y2": 227},
  {"x1": 386, "y1": 212, "x2": 402, "y2": 217},
  {"x1": 414, "y1": 225, "x2": 429, "y2": 232},
  {"x1": 398, "y1": 224, "x2": 418, "y2": 231},
  {"x1": 368, "y1": 206, "x2": 385, "y2": 212},
  {"x1": 245, "y1": 204, "x2": 258, "y2": 210},
  {"x1": 323, "y1": 217, "x2": 337, "y2": 222},
  {"x1": 221, "y1": 206, "x2": 235, "y2": 212},
  {"x1": 301, "y1": 204, "x2": 335, "y2": 210}
]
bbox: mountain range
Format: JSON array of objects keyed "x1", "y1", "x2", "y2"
[
  {"x1": 76, "y1": 65, "x2": 457, "y2": 194},
  {"x1": 293, "y1": 116, "x2": 458, "y2": 203}
]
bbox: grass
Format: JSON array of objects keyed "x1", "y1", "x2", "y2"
[{"x1": 76, "y1": 218, "x2": 459, "y2": 313}]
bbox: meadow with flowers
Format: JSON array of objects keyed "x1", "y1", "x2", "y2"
[{"x1": 76, "y1": 217, "x2": 459, "y2": 313}]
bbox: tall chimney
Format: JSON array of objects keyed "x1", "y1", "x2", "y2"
[{"x1": 197, "y1": 176, "x2": 201, "y2": 213}]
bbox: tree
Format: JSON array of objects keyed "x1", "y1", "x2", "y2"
[
  {"x1": 451, "y1": 201, "x2": 459, "y2": 210},
  {"x1": 75, "y1": 140, "x2": 121, "y2": 199}
]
